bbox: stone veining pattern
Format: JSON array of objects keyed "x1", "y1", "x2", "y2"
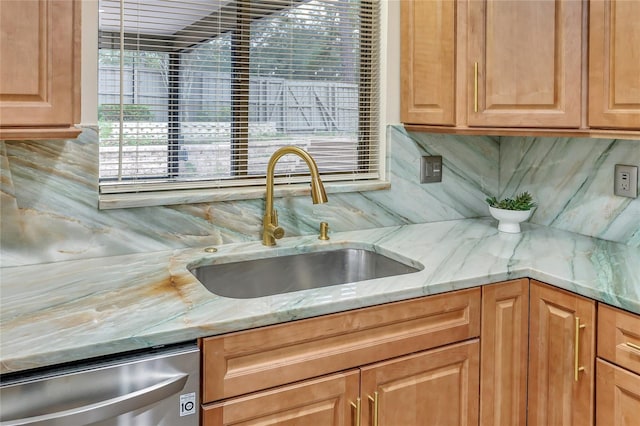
[
  {"x1": 2, "y1": 126, "x2": 639, "y2": 374},
  {"x1": 1, "y1": 126, "x2": 498, "y2": 267},
  {"x1": 500, "y1": 136, "x2": 640, "y2": 246},
  {"x1": 1, "y1": 219, "x2": 638, "y2": 374}
]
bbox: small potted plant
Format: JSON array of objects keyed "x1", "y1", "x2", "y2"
[{"x1": 486, "y1": 192, "x2": 537, "y2": 233}]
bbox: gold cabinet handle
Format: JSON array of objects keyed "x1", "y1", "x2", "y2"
[
  {"x1": 626, "y1": 342, "x2": 640, "y2": 352},
  {"x1": 350, "y1": 398, "x2": 361, "y2": 426},
  {"x1": 574, "y1": 317, "x2": 586, "y2": 381},
  {"x1": 474, "y1": 62, "x2": 479, "y2": 113},
  {"x1": 368, "y1": 392, "x2": 379, "y2": 426}
]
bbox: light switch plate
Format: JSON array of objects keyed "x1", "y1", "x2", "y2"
[
  {"x1": 614, "y1": 164, "x2": 638, "y2": 198},
  {"x1": 421, "y1": 156, "x2": 442, "y2": 183}
]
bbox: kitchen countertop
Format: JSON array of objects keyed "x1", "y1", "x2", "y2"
[{"x1": 1, "y1": 218, "x2": 639, "y2": 374}]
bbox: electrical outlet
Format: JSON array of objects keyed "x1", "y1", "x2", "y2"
[
  {"x1": 421, "y1": 156, "x2": 442, "y2": 183},
  {"x1": 614, "y1": 164, "x2": 638, "y2": 198}
]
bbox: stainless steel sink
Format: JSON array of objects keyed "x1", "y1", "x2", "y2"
[{"x1": 189, "y1": 248, "x2": 421, "y2": 299}]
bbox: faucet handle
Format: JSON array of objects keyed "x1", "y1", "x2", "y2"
[
  {"x1": 269, "y1": 211, "x2": 284, "y2": 238},
  {"x1": 271, "y1": 211, "x2": 284, "y2": 239},
  {"x1": 264, "y1": 222, "x2": 285, "y2": 243},
  {"x1": 272, "y1": 224, "x2": 285, "y2": 240}
]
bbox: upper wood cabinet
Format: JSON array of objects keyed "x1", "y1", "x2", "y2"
[
  {"x1": 589, "y1": 0, "x2": 640, "y2": 130},
  {"x1": 0, "y1": 0, "x2": 81, "y2": 140},
  {"x1": 400, "y1": 0, "x2": 457, "y2": 125},
  {"x1": 467, "y1": 0, "x2": 583, "y2": 128},
  {"x1": 400, "y1": 0, "x2": 640, "y2": 136}
]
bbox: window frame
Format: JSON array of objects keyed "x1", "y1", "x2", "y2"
[{"x1": 97, "y1": 0, "x2": 387, "y2": 209}]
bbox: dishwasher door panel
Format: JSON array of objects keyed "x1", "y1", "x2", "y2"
[{"x1": 0, "y1": 343, "x2": 200, "y2": 426}]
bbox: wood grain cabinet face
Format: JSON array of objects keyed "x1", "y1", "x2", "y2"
[
  {"x1": 596, "y1": 304, "x2": 640, "y2": 426},
  {"x1": 202, "y1": 370, "x2": 361, "y2": 426},
  {"x1": 201, "y1": 288, "x2": 480, "y2": 402},
  {"x1": 202, "y1": 341, "x2": 481, "y2": 426},
  {"x1": 480, "y1": 279, "x2": 529, "y2": 426},
  {"x1": 467, "y1": 0, "x2": 583, "y2": 128},
  {"x1": 589, "y1": 0, "x2": 640, "y2": 130},
  {"x1": 596, "y1": 359, "x2": 640, "y2": 426},
  {"x1": 200, "y1": 288, "x2": 481, "y2": 426},
  {"x1": 480, "y1": 279, "x2": 599, "y2": 426},
  {"x1": 597, "y1": 304, "x2": 640, "y2": 375},
  {"x1": 528, "y1": 280, "x2": 596, "y2": 426},
  {"x1": 361, "y1": 340, "x2": 480, "y2": 426},
  {"x1": 400, "y1": 0, "x2": 457, "y2": 125},
  {"x1": 0, "y1": 0, "x2": 81, "y2": 139}
]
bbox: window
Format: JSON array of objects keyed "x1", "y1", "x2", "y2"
[{"x1": 98, "y1": 0, "x2": 381, "y2": 207}]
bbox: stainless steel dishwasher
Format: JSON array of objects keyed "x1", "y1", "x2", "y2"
[{"x1": 0, "y1": 342, "x2": 200, "y2": 426}]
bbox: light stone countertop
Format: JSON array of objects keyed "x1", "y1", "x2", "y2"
[{"x1": 1, "y1": 218, "x2": 639, "y2": 374}]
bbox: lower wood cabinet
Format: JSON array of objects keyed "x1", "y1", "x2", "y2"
[
  {"x1": 361, "y1": 340, "x2": 479, "y2": 426},
  {"x1": 202, "y1": 370, "x2": 360, "y2": 425},
  {"x1": 480, "y1": 278, "x2": 529, "y2": 426},
  {"x1": 200, "y1": 279, "x2": 638, "y2": 425},
  {"x1": 200, "y1": 288, "x2": 481, "y2": 425},
  {"x1": 202, "y1": 340, "x2": 479, "y2": 426},
  {"x1": 596, "y1": 360, "x2": 640, "y2": 426},
  {"x1": 596, "y1": 304, "x2": 640, "y2": 426},
  {"x1": 528, "y1": 280, "x2": 596, "y2": 426},
  {"x1": 480, "y1": 279, "x2": 596, "y2": 426}
]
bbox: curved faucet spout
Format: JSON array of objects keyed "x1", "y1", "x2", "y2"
[{"x1": 263, "y1": 146, "x2": 328, "y2": 246}]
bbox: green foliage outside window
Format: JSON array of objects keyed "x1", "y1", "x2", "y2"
[{"x1": 98, "y1": 104, "x2": 153, "y2": 122}]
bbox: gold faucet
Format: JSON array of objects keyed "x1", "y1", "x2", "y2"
[{"x1": 262, "y1": 146, "x2": 328, "y2": 246}]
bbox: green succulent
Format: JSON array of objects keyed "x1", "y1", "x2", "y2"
[{"x1": 486, "y1": 192, "x2": 536, "y2": 211}]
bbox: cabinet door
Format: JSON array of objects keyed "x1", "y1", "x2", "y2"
[
  {"x1": 400, "y1": 0, "x2": 457, "y2": 125},
  {"x1": 202, "y1": 370, "x2": 360, "y2": 426},
  {"x1": 528, "y1": 281, "x2": 596, "y2": 426},
  {"x1": 0, "y1": 0, "x2": 80, "y2": 139},
  {"x1": 467, "y1": 0, "x2": 582, "y2": 128},
  {"x1": 589, "y1": 0, "x2": 640, "y2": 129},
  {"x1": 360, "y1": 339, "x2": 480, "y2": 426},
  {"x1": 480, "y1": 279, "x2": 529, "y2": 426},
  {"x1": 596, "y1": 359, "x2": 640, "y2": 426},
  {"x1": 202, "y1": 288, "x2": 480, "y2": 402}
]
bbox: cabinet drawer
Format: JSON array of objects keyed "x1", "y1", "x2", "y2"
[
  {"x1": 595, "y1": 359, "x2": 640, "y2": 426},
  {"x1": 202, "y1": 288, "x2": 481, "y2": 402},
  {"x1": 598, "y1": 304, "x2": 640, "y2": 375}
]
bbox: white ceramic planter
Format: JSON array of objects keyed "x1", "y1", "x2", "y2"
[{"x1": 489, "y1": 206, "x2": 533, "y2": 233}]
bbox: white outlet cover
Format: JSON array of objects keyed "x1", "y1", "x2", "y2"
[{"x1": 614, "y1": 164, "x2": 638, "y2": 198}]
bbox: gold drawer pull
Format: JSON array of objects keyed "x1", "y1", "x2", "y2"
[
  {"x1": 474, "y1": 62, "x2": 479, "y2": 113},
  {"x1": 574, "y1": 317, "x2": 586, "y2": 381},
  {"x1": 350, "y1": 398, "x2": 361, "y2": 426},
  {"x1": 368, "y1": 392, "x2": 379, "y2": 426},
  {"x1": 626, "y1": 342, "x2": 640, "y2": 352}
]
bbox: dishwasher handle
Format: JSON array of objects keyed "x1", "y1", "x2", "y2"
[{"x1": 2, "y1": 374, "x2": 188, "y2": 426}]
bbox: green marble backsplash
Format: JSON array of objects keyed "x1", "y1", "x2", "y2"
[{"x1": 1, "y1": 126, "x2": 638, "y2": 267}]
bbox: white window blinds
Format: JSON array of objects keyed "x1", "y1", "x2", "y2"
[{"x1": 98, "y1": 0, "x2": 381, "y2": 195}]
